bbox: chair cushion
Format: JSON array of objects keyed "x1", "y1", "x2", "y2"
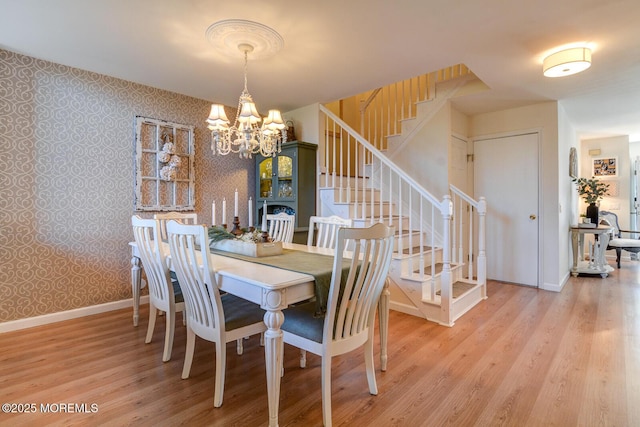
[
  {"x1": 608, "y1": 238, "x2": 640, "y2": 248},
  {"x1": 221, "y1": 294, "x2": 265, "y2": 331},
  {"x1": 172, "y1": 281, "x2": 184, "y2": 304},
  {"x1": 281, "y1": 302, "x2": 325, "y2": 343}
]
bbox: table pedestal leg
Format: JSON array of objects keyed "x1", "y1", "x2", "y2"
[
  {"x1": 263, "y1": 290, "x2": 285, "y2": 427},
  {"x1": 131, "y1": 256, "x2": 142, "y2": 327},
  {"x1": 571, "y1": 230, "x2": 579, "y2": 277},
  {"x1": 597, "y1": 232, "x2": 610, "y2": 277},
  {"x1": 378, "y1": 278, "x2": 390, "y2": 371}
]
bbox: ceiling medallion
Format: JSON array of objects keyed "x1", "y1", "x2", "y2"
[{"x1": 205, "y1": 19, "x2": 284, "y2": 60}]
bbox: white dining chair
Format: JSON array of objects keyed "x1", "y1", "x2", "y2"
[
  {"x1": 131, "y1": 215, "x2": 185, "y2": 362},
  {"x1": 307, "y1": 215, "x2": 353, "y2": 249},
  {"x1": 154, "y1": 212, "x2": 198, "y2": 241},
  {"x1": 267, "y1": 212, "x2": 295, "y2": 243},
  {"x1": 281, "y1": 223, "x2": 395, "y2": 427},
  {"x1": 166, "y1": 220, "x2": 267, "y2": 408}
]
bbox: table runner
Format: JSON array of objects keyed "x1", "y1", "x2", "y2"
[{"x1": 211, "y1": 248, "x2": 351, "y2": 314}]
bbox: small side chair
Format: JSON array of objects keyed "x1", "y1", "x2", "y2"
[{"x1": 599, "y1": 210, "x2": 640, "y2": 268}]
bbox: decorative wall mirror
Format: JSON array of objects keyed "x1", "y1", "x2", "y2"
[{"x1": 134, "y1": 116, "x2": 195, "y2": 211}]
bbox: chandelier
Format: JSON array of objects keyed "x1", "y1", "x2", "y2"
[{"x1": 207, "y1": 43, "x2": 286, "y2": 159}]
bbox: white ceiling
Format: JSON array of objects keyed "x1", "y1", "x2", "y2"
[{"x1": 2, "y1": 0, "x2": 640, "y2": 140}]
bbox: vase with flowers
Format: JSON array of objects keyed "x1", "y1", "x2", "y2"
[{"x1": 573, "y1": 177, "x2": 609, "y2": 225}]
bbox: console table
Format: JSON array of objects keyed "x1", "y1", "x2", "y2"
[{"x1": 570, "y1": 225, "x2": 614, "y2": 277}]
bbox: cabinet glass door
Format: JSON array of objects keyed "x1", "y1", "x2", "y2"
[
  {"x1": 277, "y1": 155, "x2": 293, "y2": 199},
  {"x1": 259, "y1": 158, "x2": 273, "y2": 198}
]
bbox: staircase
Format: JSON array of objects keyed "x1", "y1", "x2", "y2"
[{"x1": 316, "y1": 68, "x2": 487, "y2": 326}]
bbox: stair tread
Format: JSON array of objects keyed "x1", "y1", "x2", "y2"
[
  {"x1": 400, "y1": 262, "x2": 462, "y2": 282},
  {"x1": 415, "y1": 262, "x2": 445, "y2": 276},
  {"x1": 402, "y1": 246, "x2": 434, "y2": 254},
  {"x1": 334, "y1": 200, "x2": 391, "y2": 206},
  {"x1": 353, "y1": 215, "x2": 404, "y2": 221}
]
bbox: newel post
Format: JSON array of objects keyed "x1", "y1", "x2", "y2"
[{"x1": 439, "y1": 195, "x2": 454, "y2": 326}]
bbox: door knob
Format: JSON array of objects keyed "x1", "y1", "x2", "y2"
[{"x1": 530, "y1": 214, "x2": 537, "y2": 220}]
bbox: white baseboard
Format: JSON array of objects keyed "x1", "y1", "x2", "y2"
[
  {"x1": 540, "y1": 274, "x2": 567, "y2": 292},
  {"x1": 0, "y1": 296, "x2": 149, "y2": 334}
]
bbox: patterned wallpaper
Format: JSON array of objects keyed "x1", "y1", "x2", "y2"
[{"x1": 0, "y1": 49, "x2": 255, "y2": 323}]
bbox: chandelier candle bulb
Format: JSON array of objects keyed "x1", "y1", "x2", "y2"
[{"x1": 222, "y1": 198, "x2": 226, "y2": 225}]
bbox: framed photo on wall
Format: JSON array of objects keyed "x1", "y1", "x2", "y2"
[{"x1": 592, "y1": 157, "x2": 617, "y2": 177}]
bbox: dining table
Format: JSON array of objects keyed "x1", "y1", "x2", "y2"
[{"x1": 129, "y1": 240, "x2": 389, "y2": 427}]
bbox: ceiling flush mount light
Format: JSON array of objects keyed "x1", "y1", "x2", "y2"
[
  {"x1": 206, "y1": 20, "x2": 286, "y2": 158},
  {"x1": 543, "y1": 47, "x2": 592, "y2": 78}
]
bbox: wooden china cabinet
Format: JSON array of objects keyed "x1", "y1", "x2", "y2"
[{"x1": 255, "y1": 141, "x2": 317, "y2": 243}]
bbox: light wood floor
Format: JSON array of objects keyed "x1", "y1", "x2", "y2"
[{"x1": 1, "y1": 262, "x2": 639, "y2": 427}]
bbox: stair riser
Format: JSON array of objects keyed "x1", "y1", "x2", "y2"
[
  {"x1": 329, "y1": 188, "x2": 381, "y2": 202},
  {"x1": 344, "y1": 203, "x2": 394, "y2": 217},
  {"x1": 394, "y1": 250, "x2": 443, "y2": 275},
  {"x1": 352, "y1": 216, "x2": 410, "y2": 230},
  {"x1": 319, "y1": 175, "x2": 369, "y2": 188},
  {"x1": 394, "y1": 234, "x2": 428, "y2": 253},
  {"x1": 393, "y1": 232, "x2": 431, "y2": 250},
  {"x1": 451, "y1": 285, "x2": 487, "y2": 320}
]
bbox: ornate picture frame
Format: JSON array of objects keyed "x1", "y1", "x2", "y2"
[{"x1": 134, "y1": 116, "x2": 195, "y2": 211}]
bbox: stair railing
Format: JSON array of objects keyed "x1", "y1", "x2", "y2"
[
  {"x1": 320, "y1": 104, "x2": 487, "y2": 323},
  {"x1": 450, "y1": 184, "x2": 487, "y2": 294},
  {"x1": 359, "y1": 64, "x2": 471, "y2": 152},
  {"x1": 320, "y1": 104, "x2": 451, "y2": 300},
  {"x1": 359, "y1": 73, "x2": 434, "y2": 152}
]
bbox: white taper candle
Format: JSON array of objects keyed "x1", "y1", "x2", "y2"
[{"x1": 234, "y1": 189, "x2": 239, "y2": 217}]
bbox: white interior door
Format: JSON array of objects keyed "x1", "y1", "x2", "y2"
[
  {"x1": 474, "y1": 132, "x2": 539, "y2": 287},
  {"x1": 451, "y1": 135, "x2": 470, "y2": 192}
]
